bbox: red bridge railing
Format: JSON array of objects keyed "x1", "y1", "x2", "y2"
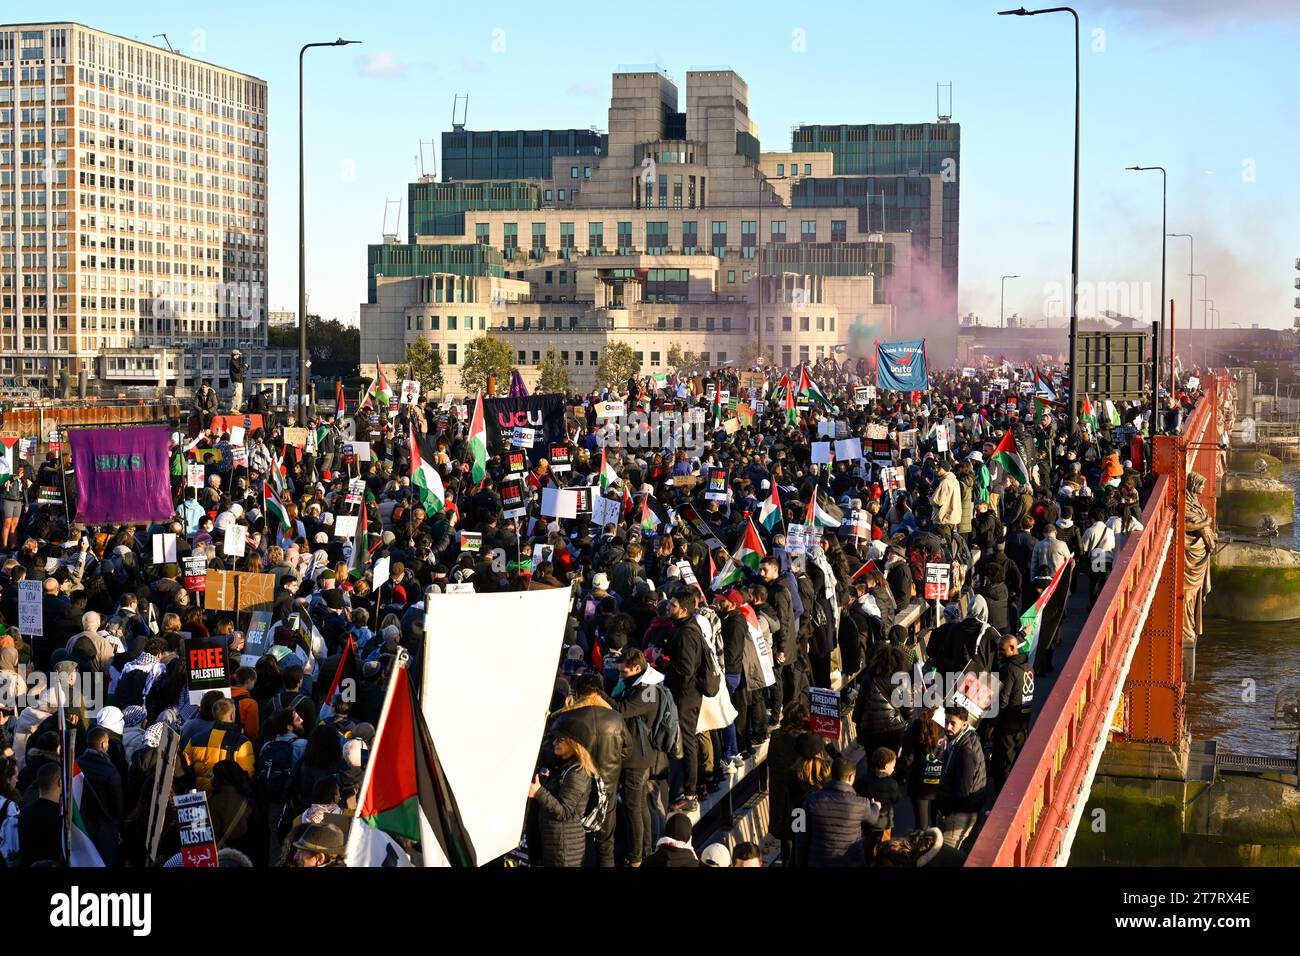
[{"x1": 966, "y1": 377, "x2": 1222, "y2": 866}]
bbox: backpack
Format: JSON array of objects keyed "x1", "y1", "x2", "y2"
[
  {"x1": 641, "y1": 681, "x2": 680, "y2": 755},
  {"x1": 0, "y1": 797, "x2": 19, "y2": 867},
  {"x1": 693, "y1": 612, "x2": 723, "y2": 699},
  {"x1": 257, "y1": 738, "x2": 297, "y2": 803}
]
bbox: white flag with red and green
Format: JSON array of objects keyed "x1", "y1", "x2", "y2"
[
  {"x1": 757, "y1": 483, "x2": 782, "y2": 532},
  {"x1": 264, "y1": 481, "x2": 291, "y2": 532},
  {"x1": 409, "y1": 420, "x2": 445, "y2": 515},
  {"x1": 798, "y1": 366, "x2": 834, "y2": 410},
  {"x1": 1019, "y1": 557, "x2": 1073, "y2": 666}
]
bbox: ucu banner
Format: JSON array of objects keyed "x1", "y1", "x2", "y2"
[
  {"x1": 484, "y1": 396, "x2": 566, "y2": 463},
  {"x1": 876, "y1": 338, "x2": 930, "y2": 392}
]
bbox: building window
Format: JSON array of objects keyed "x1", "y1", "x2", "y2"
[
  {"x1": 799, "y1": 345, "x2": 810, "y2": 364},
  {"x1": 475, "y1": 222, "x2": 490, "y2": 244},
  {"x1": 682, "y1": 221, "x2": 697, "y2": 254},
  {"x1": 532, "y1": 350, "x2": 540, "y2": 365},
  {"x1": 544, "y1": 189, "x2": 553, "y2": 202},
  {"x1": 431, "y1": 316, "x2": 440, "y2": 330},
  {"x1": 575, "y1": 351, "x2": 584, "y2": 366},
  {"x1": 646, "y1": 221, "x2": 669, "y2": 255},
  {"x1": 657, "y1": 316, "x2": 667, "y2": 330},
  {"x1": 830, "y1": 316, "x2": 836, "y2": 331},
  {"x1": 545, "y1": 271, "x2": 553, "y2": 284},
  {"x1": 765, "y1": 317, "x2": 775, "y2": 333},
  {"x1": 558, "y1": 189, "x2": 566, "y2": 201},
  {"x1": 711, "y1": 221, "x2": 727, "y2": 258},
  {"x1": 816, "y1": 316, "x2": 825, "y2": 331},
  {"x1": 531, "y1": 223, "x2": 546, "y2": 257},
  {"x1": 673, "y1": 175, "x2": 683, "y2": 208},
  {"x1": 804, "y1": 163, "x2": 812, "y2": 176},
  {"x1": 650, "y1": 351, "x2": 661, "y2": 367},
  {"x1": 634, "y1": 351, "x2": 644, "y2": 365},
  {"x1": 673, "y1": 316, "x2": 683, "y2": 330},
  {"x1": 743, "y1": 270, "x2": 751, "y2": 283},
  {"x1": 717, "y1": 351, "x2": 728, "y2": 365},
  {"x1": 448, "y1": 316, "x2": 458, "y2": 330},
  {"x1": 504, "y1": 222, "x2": 518, "y2": 255},
  {"x1": 689, "y1": 317, "x2": 699, "y2": 330},
  {"x1": 561, "y1": 350, "x2": 570, "y2": 364},
  {"x1": 589, "y1": 222, "x2": 604, "y2": 253},
  {"x1": 771, "y1": 220, "x2": 786, "y2": 243},
  {"x1": 700, "y1": 352, "x2": 710, "y2": 365},
  {"x1": 799, "y1": 316, "x2": 810, "y2": 332},
  {"x1": 571, "y1": 166, "x2": 579, "y2": 179},
  {"x1": 741, "y1": 219, "x2": 756, "y2": 259},
  {"x1": 448, "y1": 344, "x2": 458, "y2": 364},
  {"x1": 507, "y1": 316, "x2": 516, "y2": 330},
  {"x1": 617, "y1": 221, "x2": 633, "y2": 254},
  {"x1": 801, "y1": 220, "x2": 817, "y2": 243},
  {"x1": 706, "y1": 316, "x2": 716, "y2": 331},
  {"x1": 416, "y1": 316, "x2": 424, "y2": 330},
  {"x1": 776, "y1": 163, "x2": 784, "y2": 176},
  {"x1": 559, "y1": 271, "x2": 567, "y2": 284},
  {"x1": 517, "y1": 350, "x2": 526, "y2": 364},
  {"x1": 782, "y1": 316, "x2": 792, "y2": 332},
  {"x1": 658, "y1": 173, "x2": 668, "y2": 208},
  {"x1": 583, "y1": 166, "x2": 591, "y2": 179},
  {"x1": 560, "y1": 221, "x2": 575, "y2": 256},
  {"x1": 831, "y1": 220, "x2": 846, "y2": 243}
]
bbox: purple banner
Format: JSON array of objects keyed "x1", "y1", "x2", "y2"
[{"x1": 71, "y1": 426, "x2": 175, "y2": 525}]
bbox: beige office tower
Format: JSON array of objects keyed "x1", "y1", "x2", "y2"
[
  {"x1": 0, "y1": 22, "x2": 295, "y2": 401},
  {"x1": 362, "y1": 68, "x2": 960, "y2": 395}
]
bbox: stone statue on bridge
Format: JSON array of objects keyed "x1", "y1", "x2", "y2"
[{"x1": 1184, "y1": 471, "x2": 1216, "y2": 645}]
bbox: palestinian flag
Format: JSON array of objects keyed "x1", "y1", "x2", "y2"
[
  {"x1": 0, "y1": 436, "x2": 17, "y2": 476},
  {"x1": 320, "y1": 635, "x2": 359, "y2": 720},
  {"x1": 990, "y1": 428, "x2": 1029, "y2": 485},
  {"x1": 1081, "y1": 395, "x2": 1098, "y2": 431},
  {"x1": 361, "y1": 358, "x2": 395, "y2": 410},
  {"x1": 622, "y1": 483, "x2": 635, "y2": 519},
  {"x1": 783, "y1": 377, "x2": 798, "y2": 426},
  {"x1": 1104, "y1": 400, "x2": 1122, "y2": 427},
  {"x1": 806, "y1": 492, "x2": 843, "y2": 530},
  {"x1": 468, "y1": 391, "x2": 488, "y2": 486},
  {"x1": 348, "y1": 502, "x2": 370, "y2": 581},
  {"x1": 771, "y1": 374, "x2": 789, "y2": 402},
  {"x1": 1033, "y1": 396, "x2": 1050, "y2": 425},
  {"x1": 757, "y1": 483, "x2": 782, "y2": 533},
  {"x1": 408, "y1": 420, "x2": 445, "y2": 515},
  {"x1": 67, "y1": 760, "x2": 105, "y2": 867},
  {"x1": 851, "y1": 559, "x2": 878, "y2": 582},
  {"x1": 335, "y1": 380, "x2": 346, "y2": 419},
  {"x1": 1034, "y1": 369, "x2": 1057, "y2": 403},
  {"x1": 710, "y1": 517, "x2": 767, "y2": 589},
  {"x1": 345, "y1": 663, "x2": 476, "y2": 868},
  {"x1": 639, "y1": 493, "x2": 659, "y2": 533},
  {"x1": 1019, "y1": 557, "x2": 1073, "y2": 666},
  {"x1": 264, "y1": 481, "x2": 291, "y2": 531},
  {"x1": 599, "y1": 447, "x2": 621, "y2": 494},
  {"x1": 798, "y1": 366, "x2": 834, "y2": 410}
]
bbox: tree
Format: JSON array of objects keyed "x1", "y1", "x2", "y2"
[
  {"x1": 536, "y1": 347, "x2": 570, "y2": 394},
  {"x1": 267, "y1": 314, "x2": 359, "y2": 380},
  {"x1": 396, "y1": 339, "x2": 445, "y2": 399},
  {"x1": 597, "y1": 341, "x2": 640, "y2": 390},
  {"x1": 667, "y1": 344, "x2": 706, "y2": 380},
  {"x1": 740, "y1": 339, "x2": 764, "y2": 368},
  {"x1": 461, "y1": 333, "x2": 515, "y2": 396}
]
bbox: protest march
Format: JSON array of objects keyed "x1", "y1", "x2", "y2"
[{"x1": 0, "y1": 345, "x2": 1213, "y2": 872}]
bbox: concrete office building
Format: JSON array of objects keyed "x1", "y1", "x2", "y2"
[
  {"x1": 0, "y1": 22, "x2": 296, "y2": 401},
  {"x1": 362, "y1": 68, "x2": 958, "y2": 393}
]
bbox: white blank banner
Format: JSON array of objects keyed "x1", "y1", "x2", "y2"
[{"x1": 421, "y1": 588, "x2": 571, "y2": 866}]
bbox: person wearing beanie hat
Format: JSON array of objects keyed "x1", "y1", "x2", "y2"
[{"x1": 643, "y1": 811, "x2": 699, "y2": 867}]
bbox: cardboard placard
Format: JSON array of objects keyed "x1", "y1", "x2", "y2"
[
  {"x1": 283, "y1": 427, "x2": 308, "y2": 447},
  {"x1": 372, "y1": 555, "x2": 391, "y2": 592},
  {"x1": 204, "y1": 569, "x2": 235, "y2": 611},
  {"x1": 18, "y1": 579, "x2": 42, "y2": 636},
  {"x1": 541, "y1": 487, "x2": 579, "y2": 519},
  {"x1": 235, "y1": 572, "x2": 275, "y2": 614},
  {"x1": 834, "y1": 437, "x2": 863, "y2": 461},
  {"x1": 174, "y1": 791, "x2": 219, "y2": 868},
  {"x1": 334, "y1": 515, "x2": 359, "y2": 539},
  {"x1": 810, "y1": 687, "x2": 841, "y2": 742},
  {"x1": 865, "y1": 423, "x2": 888, "y2": 440},
  {"x1": 670, "y1": 475, "x2": 698, "y2": 493}
]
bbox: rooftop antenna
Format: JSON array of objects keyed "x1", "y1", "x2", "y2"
[
  {"x1": 937, "y1": 82, "x2": 953, "y2": 123},
  {"x1": 452, "y1": 94, "x2": 468, "y2": 131},
  {"x1": 153, "y1": 33, "x2": 176, "y2": 54},
  {"x1": 382, "y1": 198, "x2": 402, "y2": 243},
  {"x1": 419, "y1": 138, "x2": 437, "y2": 180}
]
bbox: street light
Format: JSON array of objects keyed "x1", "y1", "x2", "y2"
[
  {"x1": 1189, "y1": 273, "x2": 1206, "y2": 376},
  {"x1": 1167, "y1": 232, "x2": 1195, "y2": 367},
  {"x1": 1000, "y1": 275, "x2": 1020, "y2": 328},
  {"x1": 1200, "y1": 298, "x2": 1214, "y2": 371},
  {"x1": 1000, "y1": 5, "x2": 1081, "y2": 433},
  {"x1": 299, "y1": 38, "x2": 360, "y2": 420}
]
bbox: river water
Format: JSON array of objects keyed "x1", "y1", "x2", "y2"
[{"x1": 1186, "y1": 467, "x2": 1300, "y2": 755}]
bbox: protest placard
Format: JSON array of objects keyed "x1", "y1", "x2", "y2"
[
  {"x1": 865, "y1": 423, "x2": 889, "y2": 440},
  {"x1": 817, "y1": 420, "x2": 836, "y2": 439},
  {"x1": 511, "y1": 426, "x2": 537, "y2": 448},
  {"x1": 506, "y1": 451, "x2": 527, "y2": 474},
  {"x1": 591, "y1": 494, "x2": 622, "y2": 528},
  {"x1": 184, "y1": 636, "x2": 230, "y2": 706},
  {"x1": 811, "y1": 441, "x2": 833, "y2": 464},
  {"x1": 283, "y1": 427, "x2": 308, "y2": 447},
  {"x1": 183, "y1": 555, "x2": 207, "y2": 594},
  {"x1": 346, "y1": 478, "x2": 366, "y2": 506},
  {"x1": 400, "y1": 379, "x2": 420, "y2": 405},
  {"x1": 151, "y1": 533, "x2": 177, "y2": 565},
  {"x1": 549, "y1": 445, "x2": 571, "y2": 472},
  {"x1": 372, "y1": 555, "x2": 391, "y2": 592},
  {"x1": 235, "y1": 572, "x2": 276, "y2": 614},
  {"x1": 834, "y1": 437, "x2": 863, "y2": 461},
  {"x1": 670, "y1": 474, "x2": 698, "y2": 493},
  {"x1": 187, "y1": 462, "x2": 206, "y2": 490},
  {"x1": 541, "y1": 487, "x2": 579, "y2": 519},
  {"x1": 204, "y1": 569, "x2": 235, "y2": 611},
  {"x1": 240, "y1": 611, "x2": 274, "y2": 668},
  {"x1": 344, "y1": 441, "x2": 370, "y2": 463},
  {"x1": 705, "y1": 467, "x2": 729, "y2": 502},
  {"x1": 228, "y1": 425, "x2": 245, "y2": 447},
  {"x1": 223, "y1": 524, "x2": 246, "y2": 557},
  {"x1": 334, "y1": 515, "x2": 358, "y2": 539},
  {"x1": 459, "y1": 531, "x2": 482, "y2": 552},
  {"x1": 500, "y1": 477, "x2": 527, "y2": 519},
  {"x1": 573, "y1": 485, "x2": 593, "y2": 514},
  {"x1": 925, "y1": 562, "x2": 951, "y2": 601},
  {"x1": 810, "y1": 688, "x2": 841, "y2": 742},
  {"x1": 722, "y1": 418, "x2": 739, "y2": 435},
  {"x1": 595, "y1": 400, "x2": 625, "y2": 419},
  {"x1": 174, "y1": 791, "x2": 219, "y2": 868},
  {"x1": 231, "y1": 446, "x2": 249, "y2": 467},
  {"x1": 18, "y1": 579, "x2": 42, "y2": 636}
]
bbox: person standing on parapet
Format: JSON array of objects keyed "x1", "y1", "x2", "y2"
[{"x1": 229, "y1": 348, "x2": 249, "y2": 414}]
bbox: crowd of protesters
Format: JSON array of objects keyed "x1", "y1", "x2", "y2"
[{"x1": 0, "y1": 347, "x2": 1210, "y2": 868}]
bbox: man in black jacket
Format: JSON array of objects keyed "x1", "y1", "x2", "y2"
[
  {"x1": 19, "y1": 763, "x2": 64, "y2": 866},
  {"x1": 714, "y1": 590, "x2": 750, "y2": 759},
  {"x1": 797, "y1": 757, "x2": 881, "y2": 866},
  {"x1": 228, "y1": 349, "x2": 249, "y2": 413},
  {"x1": 614, "y1": 648, "x2": 665, "y2": 866},
  {"x1": 548, "y1": 673, "x2": 629, "y2": 868},
  {"x1": 993, "y1": 635, "x2": 1034, "y2": 791},
  {"x1": 665, "y1": 590, "x2": 706, "y2": 813},
  {"x1": 78, "y1": 726, "x2": 124, "y2": 866},
  {"x1": 936, "y1": 706, "x2": 988, "y2": 853},
  {"x1": 759, "y1": 556, "x2": 795, "y2": 724},
  {"x1": 193, "y1": 379, "x2": 218, "y2": 433}
]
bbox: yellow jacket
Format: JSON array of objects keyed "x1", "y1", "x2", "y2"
[{"x1": 183, "y1": 721, "x2": 256, "y2": 791}]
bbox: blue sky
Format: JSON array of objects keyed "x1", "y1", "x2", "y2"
[{"x1": 50, "y1": 0, "x2": 1300, "y2": 331}]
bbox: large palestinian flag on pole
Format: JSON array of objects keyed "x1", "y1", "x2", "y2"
[
  {"x1": 468, "y1": 391, "x2": 488, "y2": 486},
  {"x1": 798, "y1": 366, "x2": 834, "y2": 410},
  {"x1": 757, "y1": 483, "x2": 782, "y2": 532},
  {"x1": 264, "y1": 481, "x2": 291, "y2": 532},
  {"x1": 990, "y1": 428, "x2": 1029, "y2": 485},
  {"x1": 783, "y1": 376, "x2": 798, "y2": 426},
  {"x1": 67, "y1": 760, "x2": 106, "y2": 867},
  {"x1": 345, "y1": 660, "x2": 476, "y2": 867},
  {"x1": 599, "y1": 446, "x2": 621, "y2": 494},
  {"x1": 710, "y1": 517, "x2": 767, "y2": 589},
  {"x1": 348, "y1": 502, "x2": 370, "y2": 581},
  {"x1": 335, "y1": 380, "x2": 346, "y2": 419},
  {"x1": 1019, "y1": 557, "x2": 1073, "y2": 667},
  {"x1": 806, "y1": 491, "x2": 843, "y2": 530},
  {"x1": 408, "y1": 420, "x2": 445, "y2": 515}
]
